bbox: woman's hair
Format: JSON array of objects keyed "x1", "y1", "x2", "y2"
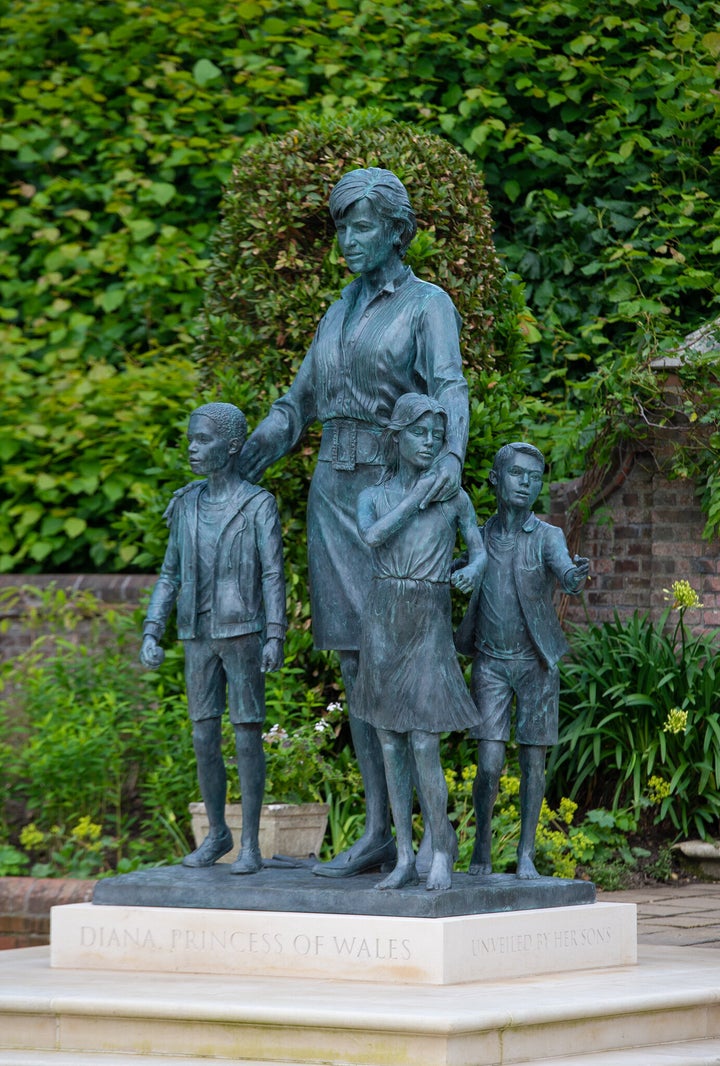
[
  {"x1": 329, "y1": 168, "x2": 417, "y2": 257},
  {"x1": 380, "y1": 392, "x2": 447, "y2": 480}
]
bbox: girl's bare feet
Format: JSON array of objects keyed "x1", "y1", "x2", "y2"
[
  {"x1": 376, "y1": 861, "x2": 419, "y2": 890},
  {"x1": 426, "y1": 850, "x2": 453, "y2": 891}
]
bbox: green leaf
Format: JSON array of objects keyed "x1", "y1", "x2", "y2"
[
  {"x1": 64, "y1": 517, "x2": 88, "y2": 538},
  {"x1": 150, "y1": 182, "x2": 176, "y2": 206},
  {"x1": 97, "y1": 288, "x2": 125, "y2": 313},
  {"x1": 192, "y1": 59, "x2": 222, "y2": 86},
  {"x1": 702, "y1": 32, "x2": 720, "y2": 56}
]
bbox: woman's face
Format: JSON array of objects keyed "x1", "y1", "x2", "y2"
[
  {"x1": 334, "y1": 199, "x2": 397, "y2": 277},
  {"x1": 397, "y1": 412, "x2": 445, "y2": 472}
]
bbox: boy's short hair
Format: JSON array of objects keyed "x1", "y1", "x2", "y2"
[
  {"x1": 192, "y1": 403, "x2": 247, "y2": 445},
  {"x1": 492, "y1": 442, "x2": 545, "y2": 477}
]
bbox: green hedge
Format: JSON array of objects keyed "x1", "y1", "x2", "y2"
[{"x1": 3, "y1": 0, "x2": 720, "y2": 573}]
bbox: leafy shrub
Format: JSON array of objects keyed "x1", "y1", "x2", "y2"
[
  {"x1": 445, "y1": 763, "x2": 627, "y2": 880},
  {"x1": 0, "y1": 590, "x2": 195, "y2": 860},
  {"x1": 3, "y1": 1, "x2": 720, "y2": 566},
  {"x1": 0, "y1": 584, "x2": 362, "y2": 874},
  {"x1": 6, "y1": 1, "x2": 719, "y2": 572},
  {"x1": 192, "y1": 114, "x2": 540, "y2": 695},
  {"x1": 199, "y1": 114, "x2": 516, "y2": 386},
  {"x1": 548, "y1": 582, "x2": 720, "y2": 839},
  {"x1": 0, "y1": 355, "x2": 200, "y2": 572}
]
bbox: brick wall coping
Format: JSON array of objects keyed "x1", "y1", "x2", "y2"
[
  {"x1": 0, "y1": 573, "x2": 152, "y2": 608},
  {"x1": 0, "y1": 877, "x2": 95, "y2": 950},
  {"x1": 0, "y1": 876, "x2": 95, "y2": 916}
]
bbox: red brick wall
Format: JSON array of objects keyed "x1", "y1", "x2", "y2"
[
  {"x1": 550, "y1": 450, "x2": 720, "y2": 631},
  {"x1": 0, "y1": 878, "x2": 94, "y2": 950},
  {"x1": 0, "y1": 573, "x2": 151, "y2": 663}
]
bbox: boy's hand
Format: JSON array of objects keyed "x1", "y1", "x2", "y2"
[
  {"x1": 262, "y1": 637, "x2": 284, "y2": 673},
  {"x1": 140, "y1": 634, "x2": 165, "y2": 669},
  {"x1": 451, "y1": 555, "x2": 486, "y2": 594},
  {"x1": 566, "y1": 555, "x2": 590, "y2": 592}
]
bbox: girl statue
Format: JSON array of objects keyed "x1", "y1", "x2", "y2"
[{"x1": 352, "y1": 393, "x2": 486, "y2": 891}]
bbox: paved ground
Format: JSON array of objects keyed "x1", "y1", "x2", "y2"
[{"x1": 600, "y1": 881, "x2": 720, "y2": 947}]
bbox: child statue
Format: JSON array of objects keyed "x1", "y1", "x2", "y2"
[
  {"x1": 139, "y1": 402, "x2": 286, "y2": 874},
  {"x1": 352, "y1": 393, "x2": 486, "y2": 891},
  {"x1": 455, "y1": 442, "x2": 588, "y2": 879}
]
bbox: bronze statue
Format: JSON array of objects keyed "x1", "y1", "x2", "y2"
[
  {"x1": 140, "y1": 403, "x2": 286, "y2": 874},
  {"x1": 455, "y1": 443, "x2": 589, "y2": 879},
  {"x1": 238, "y1": 168, "x2": 469, "y2": 878},
  {"x1": 352, "y1": 393, "x2": 485, "y2": 891}
]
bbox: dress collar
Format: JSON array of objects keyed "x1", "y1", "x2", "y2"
[{"x1": 340, "y1": 265, "x2": 412, "y2": 301}]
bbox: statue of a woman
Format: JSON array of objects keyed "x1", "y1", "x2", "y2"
[{"x1": 239, "y1": 168, "x2": 469, "y2": 877}]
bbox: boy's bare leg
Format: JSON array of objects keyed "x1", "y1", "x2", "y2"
[
  {"x1": 183, "y1": 717, "x2": 233, "y2": 867},
  {"x1": 230, "y1": 722, "x2": 265, "y2": 874},
  {"x1": 516, "y1": 744, "x2": 546, "y2": 879},
  {"x1": 469, "y1": 739, "x2": 505, "y2": 875}
]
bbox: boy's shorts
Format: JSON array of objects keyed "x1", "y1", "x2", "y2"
[
  {"x1": 468, "y1": 650, "x2": 559, "y2": 747},
  {"x1": 183, "y1": 613, "x2": 264, "y2": 724}
]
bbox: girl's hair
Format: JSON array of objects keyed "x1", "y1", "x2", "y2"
[
  {"x1": 380, "y1": 392, "x2": 447, "y2": 480},
  {"x1": 329, "y1": 168, "x2": 417, "y2": 257}
]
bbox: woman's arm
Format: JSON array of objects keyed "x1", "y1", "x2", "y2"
[{"x1": 238, "y1": 346, "x2": 317, "y2": 483}]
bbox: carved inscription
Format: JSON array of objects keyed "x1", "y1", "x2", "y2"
[
  {"x1": 81, "y1": 926, "x2": 160, "y2": 950},
  {"x1": 79, "y1": 924, "x2": 412, "y2": 962},
  {"x1": 472, "y1": 926, "x2": 612, "y2": 957}
]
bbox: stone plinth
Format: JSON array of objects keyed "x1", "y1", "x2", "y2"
[{"x1": 51, "y1": 900, "x2": 635, "y2": 984}]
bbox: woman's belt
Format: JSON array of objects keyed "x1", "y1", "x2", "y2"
[{"x1": 318, "y1": 418, "x2": 383, "y2": 470}]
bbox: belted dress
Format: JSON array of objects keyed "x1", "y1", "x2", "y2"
[{"x1": 240, "y1": 266, "x2": 469, "y2": 651}]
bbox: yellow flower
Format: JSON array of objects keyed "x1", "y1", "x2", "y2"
[
  {"x1": 558, "y1": 797, "x2": 578, "y2": 825},
  {"x1": 19, "y1": 823, "x2": 45, "y2": 851},
  {"x1": 499, "y1": 775, "x2": 520, "y2": 797},
  {"x1": 663, "y1": 707, "x2": 688, "y2": 735},
  {"x1": 647, "y1": 775, "x2": 672, "y2": 803},
  {"x1": 663, "y1": 580, "x2": 703, "y2": 610},
  {"x1": 71, "y1": 816, "x2": 102, "y2": 842}
]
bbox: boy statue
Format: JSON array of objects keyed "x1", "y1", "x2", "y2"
[
  {"x1": 139, "y1": 402, "x2": 286, "y2": 874},
  {"x1": 455, "y1": 442, "x2": 588, "y2": 879}
]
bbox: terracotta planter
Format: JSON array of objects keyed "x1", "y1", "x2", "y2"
[{"x1": 189, "y1": 801, "x2": 329, "y2": 861}]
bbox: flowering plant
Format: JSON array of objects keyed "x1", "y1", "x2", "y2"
[
  {"x1": 551, "y1": 579, "x2": 720, "y2": 839},
  {"x1": 226, "y1": 702, "x2": 346, "y2": 805}
]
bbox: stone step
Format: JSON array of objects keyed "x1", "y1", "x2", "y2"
[
  {"x1": 0, "y1": 1054, "x2": 252, "y2": 1065},
  {"x1": 1, "y1": 1041, "x2": 719, "y2": 1066},
  {"x1": 531, "y1": 1039, "x2": 720, "y2": 1064},
  {"x1": 2, "y1": 944, "x2": 720, "y2": 1065}
]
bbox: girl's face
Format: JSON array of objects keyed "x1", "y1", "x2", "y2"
[{"x1": 397, "y1": 412, "x2": 445, "y2": 471}]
